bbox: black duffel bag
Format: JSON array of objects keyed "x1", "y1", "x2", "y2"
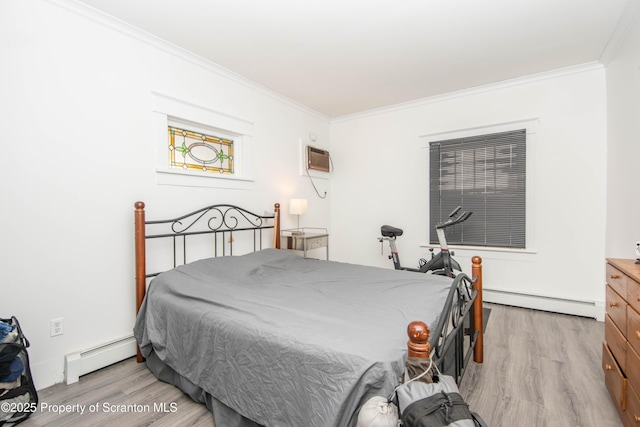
[{"x1": 0, "y1": 316, "x2": 38, "y2": 426}]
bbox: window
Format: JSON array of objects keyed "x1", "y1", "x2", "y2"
[
  {"x1": 168, "y1": 125, "x2": 235, "y2": 175},
  {"x1": 429, "y1": 129, "x2": 526, "y2": 248},
  {"x1": 152, "y1": 92, "x2": 254, "y2": 190}
]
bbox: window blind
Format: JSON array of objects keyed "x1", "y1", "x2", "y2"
[{"x1": 429, "y1": 129, "x2": 526, "y2": 248}]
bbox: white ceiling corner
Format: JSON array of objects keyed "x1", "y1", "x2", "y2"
[{"x1": 72, "y1": 0, "x2": 633, "y2": 118}]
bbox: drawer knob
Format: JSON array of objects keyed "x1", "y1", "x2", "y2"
[
  {"x1": 609, "y1": 301, "x2": 618, "y2": 307},
  {"x1": 611, "y1": 274, "x2": 620, "y2": 279},
  {"x1": 637, "y1": 331, "x2": 640, "y2": 340},
  {"x1": 635, "y1": 415, "x2": 640, "y2": 422},
  {"x1": 605, "y1": 363, "x2": 613, "y2": 371}
]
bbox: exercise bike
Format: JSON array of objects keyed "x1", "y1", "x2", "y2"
[{"x1": 378, "y1": 207, "x2": 472, "y2": 277}]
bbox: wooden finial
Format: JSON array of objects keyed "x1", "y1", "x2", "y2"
[{"x1": 407, "y1": 320, "x2": 430, "y2": 358}]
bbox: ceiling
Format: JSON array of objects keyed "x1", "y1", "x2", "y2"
[{"x1": 75, "y1": 0, "x2": 632, "y2": 118}]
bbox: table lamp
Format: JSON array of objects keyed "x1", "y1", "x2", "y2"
[{"x1": 289, "y1": 198, "x2": 308, "y2": 232}]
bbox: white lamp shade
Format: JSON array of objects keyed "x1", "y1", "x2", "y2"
[{"x1": 289, "y1": 199, "x2": 308, "y2": 215}]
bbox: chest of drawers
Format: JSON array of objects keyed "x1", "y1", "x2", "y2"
[{"x1": 603, "y1": 258, "x2": 640, "y2": 426}]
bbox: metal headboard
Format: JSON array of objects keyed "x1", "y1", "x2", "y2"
[
  {"x1": 133, "y1": 201, "x2": 281, "y2": 352},
  {"x1": 137, "y1": 202, "x2": 279, "y2": 279}
]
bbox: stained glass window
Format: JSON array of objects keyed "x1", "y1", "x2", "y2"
[{"x1": 168, "y1": 126, "x2": 234, "y2": 174}]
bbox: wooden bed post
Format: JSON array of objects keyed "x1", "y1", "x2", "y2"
[
  {"x1": 472, "y1": 256, "x2": 483, "y2": 363},
  {"x1": 134, "y1": 201, "x2": 146, "y2": 363},
  {"x1": 407, "y1": 320, "x2": 430, "y2": 358},
  {"x1": 406, "y1": 320, "x2": 434, "y2": 382},
  {"x1": 273, "y1": 203, "x2": 281, "y2": 249}
]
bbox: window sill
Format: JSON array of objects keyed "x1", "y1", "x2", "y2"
[
  {"x1": 419, "y1": 243, "x2": 537, "y2": 256},
  {"x1": 156, "y1": 168, "x2": 254, "y2": 189}
]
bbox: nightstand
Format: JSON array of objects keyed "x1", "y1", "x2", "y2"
[{"x1": 281, "y1": 228, "x2": 329, "y2": 260}]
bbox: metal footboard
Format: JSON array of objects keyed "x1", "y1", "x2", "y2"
[{"x1": 429, "y1": 273, "x2": 479, "y2": 384}]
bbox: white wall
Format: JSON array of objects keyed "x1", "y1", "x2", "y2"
[
  {"x1": 0, "y1": 0, "x2": 330, "y2": 389},
  {"x1": 605, "y1": 9, "x2": 640, "y2": 258},
  {"x1": 330, "y1": 66, "x2": 608, "y2": 319}
]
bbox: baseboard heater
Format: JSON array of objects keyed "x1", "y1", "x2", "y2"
[
  {"x1": 65, "y1": 335, "x2": 137, "y2": 384},
  {"x1": 483, "y1": 287, "x2": 601, "y2": 320}
]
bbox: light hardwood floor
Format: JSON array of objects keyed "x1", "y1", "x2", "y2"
[
  {"x1": 19, "y1": 303, "x2": 622, "y2": 426},
  {"x1": 18, "y1": 355, "x2": 213, "y2": 427},
  {"x1": 458, "y1": 303, "x2": 622, "y2": 427}
]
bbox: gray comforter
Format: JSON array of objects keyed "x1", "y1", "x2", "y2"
[{"x1": 134, "y1": 249, "x2": 452, "y2": 427}]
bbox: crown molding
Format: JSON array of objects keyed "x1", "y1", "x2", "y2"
[
  {"x1": 46, "y1": 0, "x2": 331, "y2": 123},
  {"x1": 599, "y1": 0, "x2": 640, "y2": 66},
  {"x1": 332, "y1": 62, "x2": 604, "y2": 124}
]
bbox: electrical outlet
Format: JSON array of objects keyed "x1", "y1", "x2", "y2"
[{"x1": 50, "y1": 318, "x2": 64, "y2": 337}]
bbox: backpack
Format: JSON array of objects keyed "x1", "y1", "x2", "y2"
[
  {"x1": 0, "y1": 317, "x2": 38, "y2": 426},
  {"x1": 396, "y1": 372, "x2": 488, "y2": 427}
]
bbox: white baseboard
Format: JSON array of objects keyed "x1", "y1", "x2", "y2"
[
  {"x1": 484, "y1": 287, "x2": 604, "y2": 320},
  {"x1": 65, "y1": 335, "x2": 137, "y2": 384}
]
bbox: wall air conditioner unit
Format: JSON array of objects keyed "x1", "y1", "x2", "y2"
[{"x1": 306, "y1": 145, "x2": 330, "y2": 172}]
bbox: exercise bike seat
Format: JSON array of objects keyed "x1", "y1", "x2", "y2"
[{"x1": 381, "y1": 225, "x2": 403, "y2": 237}]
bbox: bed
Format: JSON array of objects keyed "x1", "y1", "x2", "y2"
[{"x1": 132, "y1": 201, "x2": 483, "y2": 427}]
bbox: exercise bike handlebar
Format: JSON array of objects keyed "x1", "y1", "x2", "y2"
[
  {"x1": 435, "y1": 210, "x2": 472, "y2": 229},
  {"x1": 448, "y1": 206, "x2": 462, "y2": 218}
]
